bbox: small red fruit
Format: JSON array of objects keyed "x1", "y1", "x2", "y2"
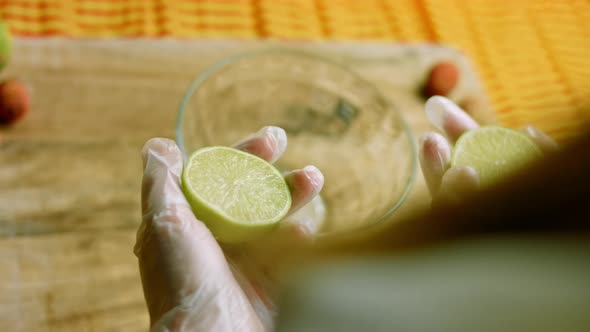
[
  {"x1": 0, "y1": 79, "x2": 31, "y2": 125},
  {"x1": 423, "y1": 61, "x2": 460, "y2": 97}
]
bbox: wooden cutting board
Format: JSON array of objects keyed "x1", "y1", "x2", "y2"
[{"x1": 0, "y1": 39, "x2": 492, "y2": 331}]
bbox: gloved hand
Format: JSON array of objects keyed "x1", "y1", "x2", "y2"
[
  {"x1": 135, "y1": 127, "x2": 324, "y2": 332},
  {"x1": 419, "y1": 96, "x2": 558, "y2": 204}
]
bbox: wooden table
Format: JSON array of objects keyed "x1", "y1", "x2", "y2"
[{"x1": 0, "y1": 39, "x2": 489, "y2": 331}]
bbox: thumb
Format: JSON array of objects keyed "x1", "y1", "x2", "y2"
[
  {"x1": 136, "y1": 138, "x2": 222, "y2": 267},
  {"x1": 135, "y1": 138, "x2": 254, "y2": 328}
]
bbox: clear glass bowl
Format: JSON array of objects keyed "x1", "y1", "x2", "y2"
[{"x1": 176, "y1": 49, "x2": 416, "y2": 237}]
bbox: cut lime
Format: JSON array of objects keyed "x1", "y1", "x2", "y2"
[
  {"x1": 0, "y1": 20, "x2": 12, "y2": 70},
  {"x1": 182, "y1": 146, "x2": 291, "y2": 243},
  {"x1": 451, "y1": 126, "x2": 543, "y2": 188}
]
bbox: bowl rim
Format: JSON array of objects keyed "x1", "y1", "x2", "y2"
[{"x1": 175, "y1": 48, "x2": 417, "y2": 237}]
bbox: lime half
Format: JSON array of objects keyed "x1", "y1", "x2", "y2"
[
  {"x1": 0, "y1": 20, "x2": 12, "y2": 70},
  {"x1": 451, "y1": 126, "x2": 543, "y2": 188},
  {"x1": 182, "y1": 146, "x2": 291, "y2": 243}
]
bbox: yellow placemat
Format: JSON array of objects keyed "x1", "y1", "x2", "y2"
[{"x1": 1, "y1": 0, "x2": 589, "y2": 142}]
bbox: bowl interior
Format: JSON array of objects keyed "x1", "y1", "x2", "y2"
[{"x1": 177, "y1": 50, "x2": 416, "y2": 235}]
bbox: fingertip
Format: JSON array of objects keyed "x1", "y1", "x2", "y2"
[
  {"x1": 424, "y1": 96, "x2": 447, "y2": 132},
  {"x1": 302, "y1": 165, "x2": 324, "y2": 192},
  {"x1": 425, "y1": 96, "x2": 479, "y2": 141},
  {"x1": 419, "y1": 132, "x2": 451, "y2": 195},
  {"x1": 142, "y1": 137, "x2": 182, "y2": 169},
  {"x1": 264, "y1": 126, "x2": 287, "y2": 159},
  {"x1": 141, "y1": 138, "x2": 187, "y2": 216},
  {"x1": 285, "y1": 166, "x2": 324, "y2": 214},
  {"x1": 233, "y1": 126, "x2": 287, "y2": 163},
  {"x1": 142, "y1": 137, "x2": 181, "y2": 155},
  {"x1": 419, "y1": 132, "x2": 451, "y2": 161},
  {"x1": 521, "y1": 125, "x2": 559, "y2": 153},
  {"x1": 451, "y1": 165, "x2": 479, "y2": 181}
]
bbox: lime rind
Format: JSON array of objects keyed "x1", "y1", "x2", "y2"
[
  {"x1": 182, "y1": 146, "x2": 291, "y2": 243},
  {"x1": 0, "y1": 20, "x2": 12, "y2": 70},
  {"x1": 451, "y1": 126, "x2": 543, "y2": 187}
]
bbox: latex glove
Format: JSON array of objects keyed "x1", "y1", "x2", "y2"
[
  {"x1": 419, "y1": 96, "x2": 558, "y2": 204},
  {"x1": 135, "y1": 127, "x2": 324, "y2": 332}
]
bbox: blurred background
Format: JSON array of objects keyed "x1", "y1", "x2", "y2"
[
  {"x1": 0, "y1": 1, "x2": 589, "y2": 331},
  {"x1": 1, "y1": 0, "x2": 589, "y2": 141}
]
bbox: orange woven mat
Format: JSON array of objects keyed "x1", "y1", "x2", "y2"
[{"x1": 2, "y1": 0, "x2": 589, "y2": 142}]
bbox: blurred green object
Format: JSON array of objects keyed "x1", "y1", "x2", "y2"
[
  {"x1": 0, "y1": 19, "x2": 12, "y2": 70},
  {"x1": 277, "y1": 235, "x2": 590, "y2": 332}
]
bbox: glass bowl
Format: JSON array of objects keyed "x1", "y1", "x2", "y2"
[{"x1": 176, "y1": 49, "x2": 416, "y2": 237}]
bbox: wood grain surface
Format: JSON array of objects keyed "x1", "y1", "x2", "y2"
[{"x1": 0, "y1": 39, "x2": 490, "y2": 331}]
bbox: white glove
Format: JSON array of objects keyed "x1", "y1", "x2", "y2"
[
  {"x1": 135, "y1": 127, "x2": 324, "y2": 331},
  {"x1": 419, "y1": 96, "x2": 558, "y2": 204}
]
